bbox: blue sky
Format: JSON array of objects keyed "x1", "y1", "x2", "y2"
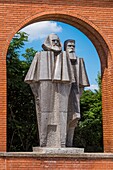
[{"x1": 20, "y1": 21, "x2": 100, "y2": 90}]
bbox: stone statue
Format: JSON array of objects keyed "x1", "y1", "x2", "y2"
[
  {"x1": 64, "y1": 39, "x2": 90, "y2": 146},
  {"x1": 24, "y1": 34, "x2": 90, "y2": 148},
  {"x1": 25, "y1": 34, "x2": 70, "y2": 147}
]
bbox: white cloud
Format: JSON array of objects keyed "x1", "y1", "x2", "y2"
[
  {"x1": 85, "y1": 84, "x2": 99, "y2": 91},
  {"x1": 20, "y1": 21, "x2": 62, "y2": 42}
]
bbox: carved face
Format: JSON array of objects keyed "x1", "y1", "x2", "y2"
[
  {"x1": 42, "y1": 34, "x2": 62, "y2": 53},
  {"x1": 50, "y1": 34, "x2": 60, "y2": 47},
  {"x1": 66, "y1": 41, "x2": 75, "y2": 53}
]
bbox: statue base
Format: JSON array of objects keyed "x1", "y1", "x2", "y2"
[{"x1": 33, "y1": 147, "x2": 84, "y2": 154}]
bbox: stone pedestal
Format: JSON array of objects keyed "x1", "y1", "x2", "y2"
[{"x1": 33, "y1": 147, "x2": 84, "y2": 154}]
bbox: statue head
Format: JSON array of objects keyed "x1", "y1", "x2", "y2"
[
  {"x1": 42, "y1": 33, "x2": 62, "y2": 54},
  {"x1": 64, "y1": 39, "x2": 75, "y2": 53}
]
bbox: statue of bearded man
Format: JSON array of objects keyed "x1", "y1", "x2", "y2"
[
  {"x1": 24, "y1": 34, "x2": 72, "y2": 148},
  {"x1": 64, "y1": 39, "x2": 90, "y2": 147}
]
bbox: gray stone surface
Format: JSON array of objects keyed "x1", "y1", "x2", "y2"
[
  {"x1": 24, "y1": 35, "x2": 90, "y2": 148},
  {"x1": 0, "y1": 152, "x2": 113, "y2": 159},
  {"x1": 33, "y1": 147, "x2": 84, "y2": 154}
]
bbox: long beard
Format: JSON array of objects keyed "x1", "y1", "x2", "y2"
[
  {"x1": 51, "y1": 45, "x2": 62, "y2": 52},
  {"x1": 68, "y1": 49, "x2": 75, "y2": 53}
]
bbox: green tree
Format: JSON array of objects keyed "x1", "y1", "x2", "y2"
[
  {"x1": 73, "y1": 73, "x2": 103, "y2": 152},
  {"x1": 7, "y1": 32, "x2": 38, "y2": 151}
]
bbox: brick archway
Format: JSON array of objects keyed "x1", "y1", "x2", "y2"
[
  {"x1": 0, "y1": 2, "x2": 113, "y2": 153},
  {"x1": 5, "y1": 11, "x2": 111, "y2": 68}
]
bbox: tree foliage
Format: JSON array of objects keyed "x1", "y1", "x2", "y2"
[
  {"x1": 7, "y1": 32, "x2": 38, "y2": 151},
  {"x1": 73, "y1": 73, "x2": 103, "y2": 152}
]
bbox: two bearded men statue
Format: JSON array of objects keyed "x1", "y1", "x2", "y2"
[{"x1": 25, "y1": 33, "x2": 90, "y2": 148}]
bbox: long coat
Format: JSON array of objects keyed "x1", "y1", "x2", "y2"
[{"x1": 24, "y1": 51, "x2": 90, "y2": 147}]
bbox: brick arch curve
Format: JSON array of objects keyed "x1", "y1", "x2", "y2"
[
  {"x1": 3, "y1": 11, "x2": 113, "y2": 153},
  {"x1": 5, "y1": 11, "x2": 112, "y2": 72}
]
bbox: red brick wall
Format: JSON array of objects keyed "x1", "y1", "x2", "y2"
[
  {"x1": 0, "y1": 0, "x2": 113, "y2": 152},
  {"x1": 0, "y1": 153, "x2": 113, "y2": 170}
]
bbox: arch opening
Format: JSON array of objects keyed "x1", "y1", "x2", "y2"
[{"x1": 7, "y1": 18, "x2": 103, "y2": 151}]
